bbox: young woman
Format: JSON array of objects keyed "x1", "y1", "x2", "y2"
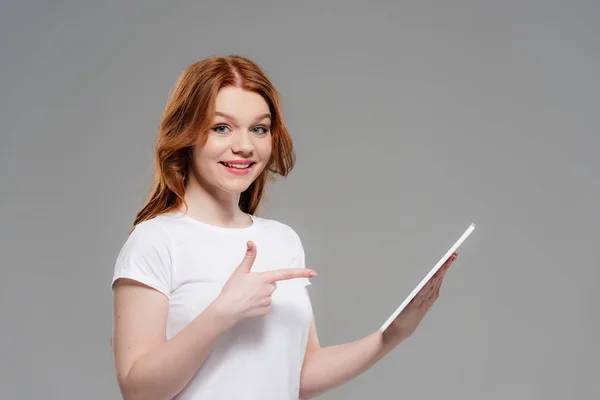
[{"x1": 111, "y1": 55, "x2": 458, "y2": 400}]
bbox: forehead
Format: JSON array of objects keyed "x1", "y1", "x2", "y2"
[{"x1": 213, "y1": 87, "x2": 270, "y2": 119}]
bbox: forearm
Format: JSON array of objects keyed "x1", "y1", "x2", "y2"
[
  {"x1": 299, "y1": 331, "x2": 398, "y2": 399},
  {"x1": 120, "y1": 303, "x2": 235, "y2": 400}
]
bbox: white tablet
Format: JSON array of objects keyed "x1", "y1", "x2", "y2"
[{"x1": 379, "y1": 222, "x2": 475, "y2": 333}]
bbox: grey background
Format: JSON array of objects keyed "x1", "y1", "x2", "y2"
[{"x1": 1, "y1": 1, "x2": 598, "y2": 399}]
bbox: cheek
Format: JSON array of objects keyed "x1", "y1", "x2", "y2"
[
  {"x1": 261, "y1": 139, "x2": 273, "y2": 160},
  {"x1": 191, "y1": 150, "x2": 218, "y2": 177},
  {"x1": 195, "y1": 138, "x2": 223, "y2": 165}
]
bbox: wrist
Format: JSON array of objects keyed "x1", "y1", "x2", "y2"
[
  {"x1": 206, "y1": 297, "x2": 239, "y2": 331},
  {"x1": 381, "y1": 329, "x2": 406, "y2": 350}
]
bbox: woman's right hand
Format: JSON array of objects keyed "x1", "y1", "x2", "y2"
[{"x1": 211, "y1": 240, "x2": 316, "y2": 325}]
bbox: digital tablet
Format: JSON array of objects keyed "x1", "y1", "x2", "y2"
[{"x1": 378, "y1": 223, "x2": 476, "y2": 333}]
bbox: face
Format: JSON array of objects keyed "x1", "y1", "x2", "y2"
[{"x1": 190, "y1": 86, "x2": 273, "y2": 196}]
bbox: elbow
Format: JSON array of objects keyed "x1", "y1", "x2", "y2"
[
  {"x1": 298, "y1": 373, "x2": 320, "y2": 400},
  {"x1": 117, "y1": 372, "x2": 160, "y2": 400},
  {"x1": 299, "y1": 387, "x2": 319, "y2": 400},
  {"x1": 116, "y1": 374, "x2": 138, "y2": 400},
  {"x1": 118, "y1": 382, "x2": 152, "y2": 400},
  {"x1": 117, "y1": 378, "x2": 173, "y2": 400}
]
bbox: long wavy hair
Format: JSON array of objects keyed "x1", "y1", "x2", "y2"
[{"x1": 130, "y1": 55, "x2": 296, "y2": 233}]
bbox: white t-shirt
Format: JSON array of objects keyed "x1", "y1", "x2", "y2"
[{"x1": 111, "y1": 211, "x2": 313, "y2": 400}]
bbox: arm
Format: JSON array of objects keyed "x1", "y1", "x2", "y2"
[
  {"x1": 299, "y1": 253, "x2": 457, "y2": 398},
  {"x1": 112, "y1": 279, "x2": 236, "y2": 400},
  {"x1": 299, "y1": 319, "x2": 395, "y2": 399}
]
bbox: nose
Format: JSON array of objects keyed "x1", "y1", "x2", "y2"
[{"x1": 231, "y1": 130, "x2": 254, "y2": 155}]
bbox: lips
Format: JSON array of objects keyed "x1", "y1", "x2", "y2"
[
  {"x1": 219, "y1": 161, "x2": 256, "y2": 176},
  {"x1": 219, "y1": 161, "x2": 255, "y2": 169}
]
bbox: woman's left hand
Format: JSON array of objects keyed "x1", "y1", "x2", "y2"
[{"x1": 382, "y1": 252, "x2": 458, "y2": 347}]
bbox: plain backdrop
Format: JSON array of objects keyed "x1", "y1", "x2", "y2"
[{"x1": 1, "y1": 1, "x2": 598, "y2": 399}]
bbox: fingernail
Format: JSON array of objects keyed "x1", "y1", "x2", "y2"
[{"x1": 309, "y1": 271, "x2": 317, "y2": 277}]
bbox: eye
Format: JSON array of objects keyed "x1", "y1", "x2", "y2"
[
  {"x1": 253, "y1": 126, "x2": 270, "y2": 135},
  {"x1": 212, "y1": 125, "x2": 230, "y2": 134}
]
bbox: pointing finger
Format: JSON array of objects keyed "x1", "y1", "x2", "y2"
[{"x1": 260, "y1": 268, "x2": 317, "y2": 283}]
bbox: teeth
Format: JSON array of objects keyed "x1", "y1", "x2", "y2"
[{"x1": 223, "y1": 162, "x2": 251, "y2": 169}]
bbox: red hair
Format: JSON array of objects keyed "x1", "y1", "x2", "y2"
[{"x1": 130, "y1": 55, "x2": 296, "y2": 232}]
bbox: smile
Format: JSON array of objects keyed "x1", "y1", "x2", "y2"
[
  {"x1": 219, "y1": 161, "x2": 255, "y2": 175},
  {"x1": 220, "y1": 162, "x2": 254, "y2": 169}
]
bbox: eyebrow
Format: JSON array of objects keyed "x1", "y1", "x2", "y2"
[{"x1": 215, "y1": 111, "x2": 271, "y2": 125}]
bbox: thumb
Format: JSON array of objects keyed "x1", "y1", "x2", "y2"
[{"x1": 236, "y1": 240, "x2": 257, "y2": 274}]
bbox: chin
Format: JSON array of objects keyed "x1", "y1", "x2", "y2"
[{"x1": 219, "y1": 181, "x2": 254, "y2": 195}]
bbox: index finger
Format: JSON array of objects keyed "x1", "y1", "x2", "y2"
[{"x1": 260, "y1": 268, "x2": 316, "y2": 283}]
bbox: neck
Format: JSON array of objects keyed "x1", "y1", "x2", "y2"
[{"x1": 180, "y1": 173, "x2": 250, "y2": 228}]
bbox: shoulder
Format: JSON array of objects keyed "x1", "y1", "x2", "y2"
[
  {"x1": 253, "y1": 214, "x2": 303, "y2": 245},
  {"x1": 112, "y1": 217, "x2": 175, "y2": 295},
  {"x1": 118, "y1": 217, "x2": 174, "y2": 258},
  {"x1": 127, "y1": 217, "x2": 171, "y2": 244}
]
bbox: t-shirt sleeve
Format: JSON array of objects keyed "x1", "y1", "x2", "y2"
[
  {"x1": 111, "y1": 220, "x2": 174, "y2": 297},
  {"x1": 288, "y1": 227, "x2": 311, "y2": 288}
]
